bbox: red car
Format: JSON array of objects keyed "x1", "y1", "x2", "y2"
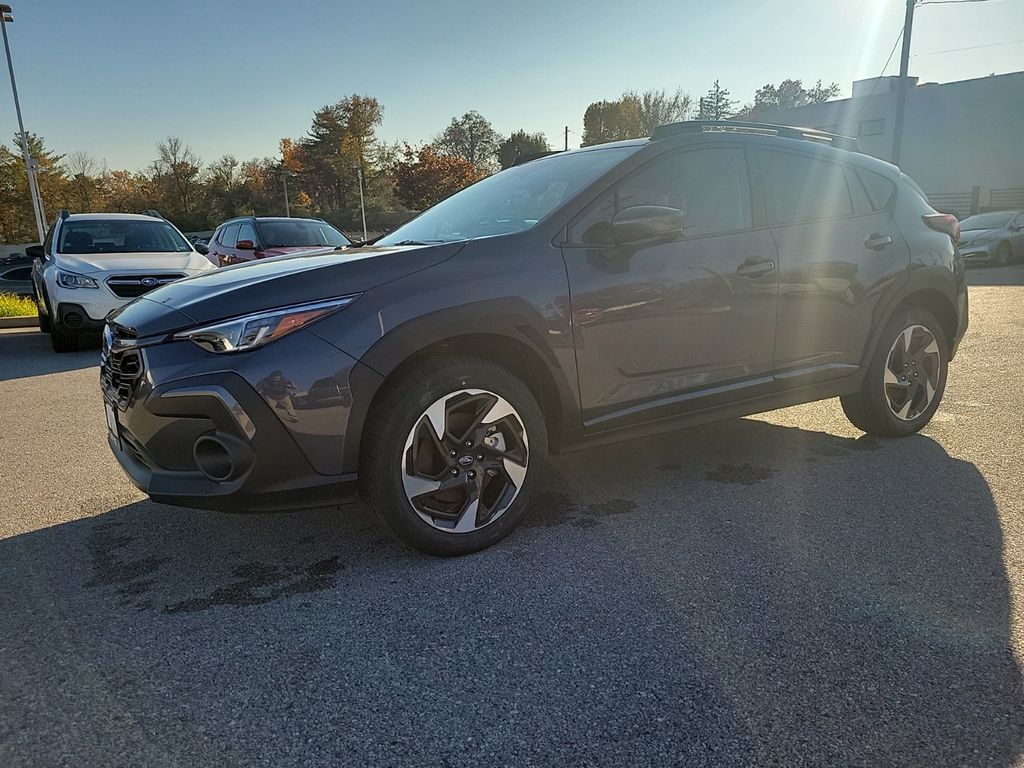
[{"x1": 209, "y1": 216, "x2": 352, "y2": 266}]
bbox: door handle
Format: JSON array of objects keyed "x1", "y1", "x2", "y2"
[
  {"x1": 737, "y1": 258, "x2": 776, "y2": 277},
  {"x1": 864, "y1": 233, "x2": 893, "y2": 250}
]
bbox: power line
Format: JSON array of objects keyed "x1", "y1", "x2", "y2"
[
  {"x1": 916, "y1": 0, "x2": 1001, "y2": 5},
  {"x1": 915, "y1": 38, "x2": 1024, "y2": 55},
  {"x1": 868, "y1": 25, "x2": 906, "y2": 96}
]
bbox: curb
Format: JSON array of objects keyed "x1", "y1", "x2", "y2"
[{"x1": 0, "y1": 315, "x2": 39, "y2": 329}]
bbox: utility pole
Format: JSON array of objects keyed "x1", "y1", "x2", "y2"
[
  {"x1": 0, "y1": 5, "x2": 46, "y2": 244},
  {"x1": 891, "y1": 0, "x2": 916, "y2": 166},
  {"x1": 355, "y1": 164, "x2": 367, "y2": 243},
  {"x1": 564, "y1": 125, "x2": 569, "y2": 151},
  {"x1": 281, "y1": 169, "x2": 293, "y2": 217}
]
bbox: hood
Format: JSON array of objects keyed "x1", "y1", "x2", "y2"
[
  {"x1": 111, "y1": 242, "x2": 466, "y2": 336},
  {"x1": 958, "y1": 228, "x2": 1000, "y2": 245},
  {"x1": 257, "y1": 245, "x2": 333, "y2": 259},
  {"x1": 57, "y1": 251, "x2": 211, "y2": 274}
]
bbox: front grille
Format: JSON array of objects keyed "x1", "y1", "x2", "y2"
[
  {"x1": 100, "y1": 325, "x2": 144, "y2": 409},
  {"x1": 106, "y1": 274, "x2": 184, "y2": 299}
]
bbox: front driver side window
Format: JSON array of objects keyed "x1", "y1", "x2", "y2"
[{"x1": 570, "y1": 148, "x2": 753, "y2": 244}]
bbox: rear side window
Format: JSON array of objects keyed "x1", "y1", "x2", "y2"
[
  {"x1": 570, "y1": 147, "x2": 753, "y2": 244},
  {"x1": 237, "y1": 222, "x2": 257, "y2": 244},
  {"x1": 760, "y1": 150, "x2": 853, "y2": 225},
  {"x1": 220, "y1": 223, "x2": 240, "y2": 247},
  {"x1": 857, "y1": 169, "x2": 897, "y2": 211}
]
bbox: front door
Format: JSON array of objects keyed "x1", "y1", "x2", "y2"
[{"x1": 562, "y1": 145, "x2": 779, "y2": 428}]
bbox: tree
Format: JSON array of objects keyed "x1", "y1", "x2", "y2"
[
  {"x1": 150, "y1": 136, "x2": 201, "y2": 224},
  {"x1": 734, "y1": 78, "x2": 841, "y2": 120},
  {"x1": 65, "y1": 151, "x2": 100, "y2": 212},
  {"x1": 581, "y1": 88, "x2": 691, "y2": 146},
  {"x1": 627, "y1": 88, "x2": 692, "y2": 136},
  {"x1": 436, "y1": 111, "x2": 501, "y2": 172},
  {"x1": 497, "y1": 130, "x2": 549, "y2": 170},
  {"x1": 0, "y1": 133, "x2": 66, "y2": 243},
  {"x1": 392, "y1": 144, "x2": 485, "y2": 211},
  {"x1": 697, "y1": 80, "x2": 737, "y2": 120}
]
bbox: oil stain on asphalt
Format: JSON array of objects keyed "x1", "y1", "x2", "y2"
[{"x1": 524, "y1": 491, "x2": 637, "y2": 528}]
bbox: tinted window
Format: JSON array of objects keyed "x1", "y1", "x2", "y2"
[
  {"x1": 570, "y1": 148, "x2": 752, "y2": 244},
  {"x1": 237, "y1": 222, "x2": 257, "y2": 244},
  {"x1": 845, "y1": 168, "x2": 873, "y2": 216},
  {"x1": 1, "y1": 266, "x2": 31, "y2": 280},
  {"x1": 57, "y1": 219, "x2": 191, "y2": 254},
  {"x1": 43, "y1": 223, "x2": 55, "y2": 256},
  {"x1": 961, "y1": 212, "x2": 1013, "y2": 230},
  {"x1": 857, "y1": 169, "x2": 896, "y2": 211},
  {"x1": 377, "y1": 146, "x2": 639, "y2": 245},
  {"x1": 220, "y1": 223, "x2": 240, "y2": 248},
  {"x1": 256, "y1": 220, "x2": 350, "y2": 247},
  {"x1": 760, "y1": 150, "x2": 853, "y2": 225}
]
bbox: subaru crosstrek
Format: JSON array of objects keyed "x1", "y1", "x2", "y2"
[
  {"x1": 103, "y1": 121, "x2": 968, "y2": 556},
  {"x1": 32, "y1": 211, "x2": 215, "y2": 352}
]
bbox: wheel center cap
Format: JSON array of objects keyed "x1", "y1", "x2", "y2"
[{"x1": 457, "y1": 455, "x2": 475, "y2": 468}]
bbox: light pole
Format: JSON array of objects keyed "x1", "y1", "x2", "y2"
[
  {"x1": 280, "y1": 168, "x2": 294, "y2": 217},
  {"x1": 353, "y1": 163, "x2": 367, "y2": 242},
  {"x1": 0, "y1": 4, "x2": 46, "y2": 243}
]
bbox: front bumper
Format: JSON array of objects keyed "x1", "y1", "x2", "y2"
[
  {"x1": 960, "y1": 242, "x2": 998, "y2": 264},
  {"x1": 103, "y1": 328, "x2": 380, "y2": 512}
]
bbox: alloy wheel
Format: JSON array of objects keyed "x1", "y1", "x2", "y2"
[
  {"x1": 401, "y1": 388, "x2": 529, "y2": 534},
  {"x1": 883, "y1": 324, "x2": 942, "y2": 421}
]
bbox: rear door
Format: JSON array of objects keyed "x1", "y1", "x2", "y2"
[
  {"x1": 563, "y1": 144, "x2": 779, "y2": 427},
  {"x1": 758, "y1": 148, "x2": 908, "y2": 377},
  {"x1": 216, "y1": 222, "x2": 241, "y2": 265}
]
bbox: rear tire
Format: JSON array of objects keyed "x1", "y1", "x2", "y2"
[
  {"x1": 360, "y1": 355, "x2": 547, "y2": 556},
  {"x1": 50, "y1": 320, "x2": 80, "y2": 353},
  {"x1": 841, "y1": 308, "x2": 948, "y2": 437}
]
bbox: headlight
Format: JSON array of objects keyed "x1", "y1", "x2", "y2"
[
  {"x1": 57, "y1": 270, "x2": 99, "y2": 289},
  {"x1": 173, "y1": 296, "x2": 359, "y2": 353}
]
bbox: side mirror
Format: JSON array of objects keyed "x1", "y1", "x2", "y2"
[
  {"x1": 236, "y1": 239, "x2": 255, "y2": 251},
  {"x1": 611, "y1": 205, "x2": 685, "y2": 245},
  {"x1": 194, "y1": 242, "x2": 210, "y2": 255},
  {"x1": 25, "y1": 244, "x2": 45, "y2": 259}
]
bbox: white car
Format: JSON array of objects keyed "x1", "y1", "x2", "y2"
[{"x1": 31, "y1": 211, "x2": 216, "y2": 352}]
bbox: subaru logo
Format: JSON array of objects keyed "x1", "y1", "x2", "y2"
[
  {"x1": 141, "y1": 277, "x2": 160, "y2": 288},
  {"x1": 458, "y1": 455, "x2": 474, "y2": 468}
]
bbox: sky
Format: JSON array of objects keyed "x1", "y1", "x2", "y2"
[{"x1": 1, "y1": 0, "x2": 1022, "y2": 171}]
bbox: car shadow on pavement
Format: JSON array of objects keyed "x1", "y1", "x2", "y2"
[
  {"x1": 0, "y1": 328, "x2": 99, "y2": 382},
  {"x1": 0, "y1": 419, "x2": 1020, "y2": 766}
]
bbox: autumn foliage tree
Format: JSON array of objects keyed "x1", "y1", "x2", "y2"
[
  {"x1": 581, "y1": 89, "x2": 691, "y2": 146},
  {"x1": 392, "y1": 144, "x2": 485, "y2": 211}
]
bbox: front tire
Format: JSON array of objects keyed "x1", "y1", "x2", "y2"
[
  {"x1": 360, "y1": 356, "x2": 547, "y2": 556},
  {"x1": 35, "y1": 289, "x2": 52, "y2": 334},
  {"x1": 841, "y1": 309, "x2": 948, "y2": 437},
  {"x1": 50, "y1": 320, "x2": 80, "y2": 353},
  {"x1": 994, "y1": 242, "x2": 1011, "y2": 267}
]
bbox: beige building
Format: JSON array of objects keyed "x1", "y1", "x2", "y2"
[{"x1": 755, "y1": 71, "x2": 1024, "y2": 216}]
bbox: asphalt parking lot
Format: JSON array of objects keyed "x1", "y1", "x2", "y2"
[{"x1": 2, "y1": 264, "x2": 1023, "y2": 767}]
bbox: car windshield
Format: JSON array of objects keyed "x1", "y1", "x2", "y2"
[
  {"x1": 961, "y1": 212, "x2": 1013, "y2": 230},
  {"x1": 377, "y1": 145, "x2": 640, "y2": 245},
  {"x1": 58, "y1": 220, "x2": 192, "y2": 254},
  {"x1": 256, "y1": 220, "x2": 351, "y2": 248}
]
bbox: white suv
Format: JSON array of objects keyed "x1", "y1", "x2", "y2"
[{"x1": 31, "y1": 211, "x2": 216, "y2": 352}]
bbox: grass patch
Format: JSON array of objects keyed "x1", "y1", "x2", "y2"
[{"x1": 0, "y1": 293, "x2": 37, "y2": 318}]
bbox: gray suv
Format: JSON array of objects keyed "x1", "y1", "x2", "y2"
[{"x1": 102, "y1": 121, "x2": 968, "y2": 555}]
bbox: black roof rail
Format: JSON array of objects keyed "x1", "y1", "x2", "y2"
[
  {"x1": 512, "y1": 150, "x2": 563, "y2": 167},
  {"x1": 140, "y1": 209, "x2": 164, "y2": 219},
  {"x1": 58, "y1": 208, "x2": 70, "y2": 219},
  {"x1": 651, "y1": 120, "x2": 861, "y2": 152}
]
